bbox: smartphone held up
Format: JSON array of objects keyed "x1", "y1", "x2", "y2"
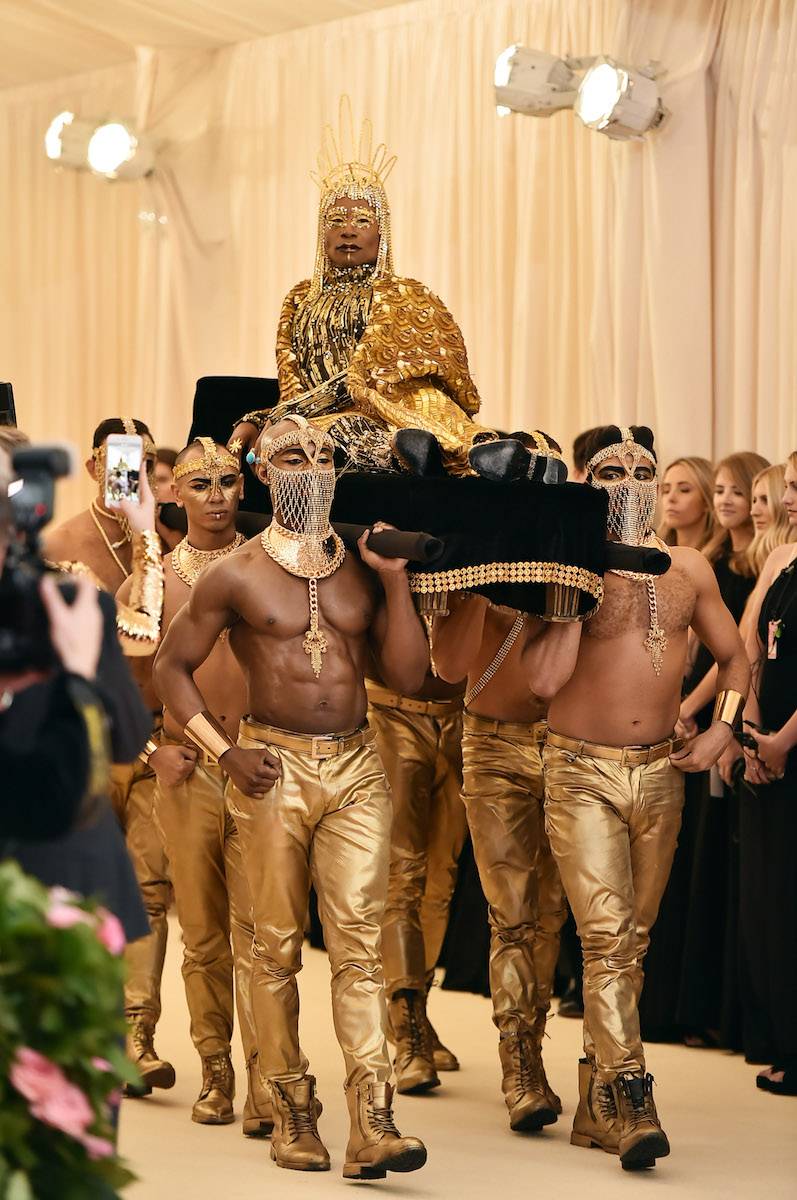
[{"x1": 104, "y1": 434, "x2": 143, "y2": 507}]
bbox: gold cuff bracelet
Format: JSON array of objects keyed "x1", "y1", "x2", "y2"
[
  {"x1": 713, "y1": 689, "x2": 745, "y2": 729},
  {"x1": 139, "y1": 738, "x2": 160, "y2": 766},
  {"x1": 184, "y1": 711, "x2": 234, "y2": 762}
]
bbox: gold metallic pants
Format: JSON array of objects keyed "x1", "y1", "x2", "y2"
[
  {"x1": 371, "y1": 700, "x2": 466, "y2": 994},
  {"x1": 461, "y1": 715, "x2": 567, "y2": 1033},
  {"x1": 110, "y1": 755, "x2": 171, "y2": 1024},
  {"x1": 543, "y1": 744, "x2": 684, "y2": 1081},
  {"x1": 154, "y1": 749, "x2": 257, "y2": 1061},
  {"x1": 226, "y1": 720, "x2": 392, "y2": 1089}
]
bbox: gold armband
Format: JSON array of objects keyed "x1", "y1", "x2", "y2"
[
  {"x1": 184, "y1": 711, "x2": 234, "y2": 763},
  {"x1": 116, "y1": 531, "x2": 164, "y2": 656},
  {"x1": 713, "y1": 689, "x2": 745, "y2": 729},
  {"x1": 139, "y1": 738, "x2": 160, "y2": 766}
]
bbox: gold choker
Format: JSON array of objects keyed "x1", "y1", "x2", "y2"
[
  {"x1": 260, "y1": 522, "x2": 345, "y2": 581},
  {"x1": 172, "y1": 532, "x2": 246, "y2": 588}
]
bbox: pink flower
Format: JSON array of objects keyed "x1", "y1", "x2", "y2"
[
  {"x1": 46, "y1": 902, "x2": 93, "y2": 930},
  {"x1": 106, "y1": 1088, "x2": 123, "y2": 1109},
  {"x1": 95, "y1": 909, "x2": 126, "y2": 955},
  {"x1": 10, "y1": 1048, "x2": 93, "y2": 1140},
  {"x1": 91, "y1": 1057, "x2": 112, "y2": 1072},
  {"x1": 81, "y1": 1133, "x2": 115, "y2": 1160}
]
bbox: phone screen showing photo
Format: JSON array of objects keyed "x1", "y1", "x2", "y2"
[{"x1": 104, "y1": 434, "x2": 143, "y2": 507}]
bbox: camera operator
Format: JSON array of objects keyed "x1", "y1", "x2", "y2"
[{"x1": 0, "y1": 444, "x2": 152, "y2": 944}]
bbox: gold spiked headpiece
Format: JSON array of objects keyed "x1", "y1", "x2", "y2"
[
  {"x1": 310, "y1": 96, "x2": 396, "y2": 295},
  {"x1": 173, "y1": 437, "x2": 240, "y2": 485}
]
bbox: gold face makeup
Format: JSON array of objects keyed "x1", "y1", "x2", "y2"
[{"x1": 324, "y1": 204, "x2": 377, "y2": 231}]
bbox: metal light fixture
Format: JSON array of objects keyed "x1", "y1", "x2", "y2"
[
  {"x1": 494, "y1": 46, "x2": 579, "y2": 118},
  {"x1": 44, "y1": 114, "x2": 155, "y2": 179},
  {"x1": 575, "y1": 57, "x2": 666, "y2": 140},
  {"x1": 494, "y1": 46, "x2": 666, "y2": 141}
]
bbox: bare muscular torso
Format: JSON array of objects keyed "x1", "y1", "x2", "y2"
[
  {"x1": 547, "y1": 555, "x2": 697, "y2": 745},
  {"x1": 466, "y1": 604, "x2": 548, "y2": 723},
  {"x1": 222, "y1": 540, "x2": 379, "y2": 734}
]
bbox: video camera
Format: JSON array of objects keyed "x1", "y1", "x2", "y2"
[{"x1": 0, "y1": 443, "x2": 74, "y2": 671}]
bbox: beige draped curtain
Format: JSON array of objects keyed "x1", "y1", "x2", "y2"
[{"x1": 0, "y1": 0, "x2": 794, "y2": 520}]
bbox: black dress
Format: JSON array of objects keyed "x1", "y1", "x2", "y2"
[
  {"x1": 641, "y1": 553, "x2": 753, "y2": 1043},
  {"x1": 738, "y1": 557, "x2": 797, "y2": 1068},
  {"x1": 3, "y1": 592, "x2": 150, "y2": 943}
]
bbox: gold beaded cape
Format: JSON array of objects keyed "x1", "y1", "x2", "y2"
[{"x1": 275, "y1": 270, "x2": 490, "y2": 474}]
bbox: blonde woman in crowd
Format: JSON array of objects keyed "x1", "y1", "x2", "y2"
[
  {"x1": 658, "y1": 456, "x2": 717, "y2": 550},
  {"x1": 748, "y1": 464, "x2": 795, "y2": 576},
  {"x1": 669, "y1": 452, "x2": 768, "y2": 1047}
]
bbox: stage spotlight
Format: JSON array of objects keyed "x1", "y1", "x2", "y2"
[
  {"x1": 44, "y1": 112, "x2": 155, "y2": 179},
  {"x1": 494, "y1": 46, "x2": 579, "y2": 118},
  {"x1": 44, "y1": 112, "x2": 96, "y2": 167},
  {"x1": 575, "y1": 57, "x2": 666, "y2": 140},
  {"x1": 87, "y1": 122, "x2": 154, "y2": 180}
]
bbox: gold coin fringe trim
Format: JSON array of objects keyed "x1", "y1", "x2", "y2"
[{"x1": 408, "y1": 561, "x2": 604, "y2": 605}]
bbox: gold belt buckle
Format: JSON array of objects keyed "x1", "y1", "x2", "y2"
[
  {"x1": 311, "y1": 736, "x2": 337, "y2": 759},
  {"x1": 620, "y1": 746, "x2": 645, "y2": 768}
]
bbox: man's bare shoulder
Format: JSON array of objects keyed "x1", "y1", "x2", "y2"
[
  {"x1": 44, "y1": 510, "x2": 92, "y2": 556},
  {"x1": 669, "y1": 545, "x2": 714, "y2": 584}
]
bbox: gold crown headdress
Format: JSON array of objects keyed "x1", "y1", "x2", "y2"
[
  {"x1": 310, "y1": 96, "x2": 396, "y2": 294},
  {"x1": 173, "y1": 436, "x2": 240, "y2": 485}
]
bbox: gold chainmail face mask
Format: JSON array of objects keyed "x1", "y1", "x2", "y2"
[
  {"x1": 587, "y1": 429, "x2": 658, "y2": 547},
  {"x1": 258, "y1": 416, "x2": 345, "y2": 677},
  {"x1": 587, "y1": 429, "x2": 667, "y2": 676}
]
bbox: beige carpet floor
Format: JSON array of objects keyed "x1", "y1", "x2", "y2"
[{"x1": 120, "y1": 917, "x2": 796, "y2": 1199}]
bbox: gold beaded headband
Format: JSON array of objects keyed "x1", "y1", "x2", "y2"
[
  {"x1": 585, "y1": 427, "x2": 656, "y2": 474},
  {"x1": 93, "y1": 420, "x2": 156, "y2": 467},
  {"x1": 256, "y1": 415, "x2": 334, "y2": 468},
  {"x1": 173, "y1": 437, "x2": 240, "y2": 483}
]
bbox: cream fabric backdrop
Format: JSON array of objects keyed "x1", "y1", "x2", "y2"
[{"x1": 0, "y1": 0, "x2": 794, "y2": 519}]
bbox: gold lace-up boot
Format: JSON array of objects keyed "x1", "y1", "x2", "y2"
[
  {"x1": 242, "y1": 1054, "x2": 274, "y2": 1138},
  {"x1": 343, "y1": 1081, "x2": 427, "y2": 1180},
  {"x1": 498, "y1": 1030, "x2": 558, "y2": 1132},
  {"x1": 124, "y1": 1016, "x2": 176, "y2": 1097},
  {"x1": 423, "y1": 972, "x2": 459, "y2": 1072},
  {"x1": 570, "y1": 1057, "x2": 619, "y2": 1154},
  {"x1": 388, "y1": 989, "x2": 440, "y2": 1094},
  {"x1": 269, "y1": 1076, "x2": 330, "y2": 1172},
  {"x1": 192, "y1": 1052, "x2": 235, "y2": 1125},
  {"x1": 612, "y1": 1071, "x2": 670, "y2": 1170},
  {"x1": 531, "y1": 1009, "x2": 561, "y2": 1114}
]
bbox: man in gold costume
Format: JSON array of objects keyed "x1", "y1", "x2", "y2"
[
  {"x1": 117, "y1": 438, "x2": 272, "y2": 1135},
  {"x1": 540, "y1": 426, "x2": 750, "y2": 1171},
  {"x1": 367, "y1": 665, "x2": 467, "y2": 1094},
  {"x1": 229, "y1": 100, "x2": 558, "y2": 484},
  {"x1": 154, "y1": 416, "x2": 429, "y2": 1179},
  {"x1": 431, "y1": 590, "x2": 576, "y2": 1135},
  {"x1": 45, "y1": 417, "x2": 174, "y2": 1097}
]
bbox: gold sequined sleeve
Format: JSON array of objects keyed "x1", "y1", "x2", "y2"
[
  {"x1": 275, "y1": 280, "x2": 312, "y2": 403},
  {"x1": 347, "y1": 277, "x2": 482, "y2": 418},
  {"x1": 50, "y1": 535, "x2": 164, "y2": 656},
  {"x1": 114, "y1": 531, "x2": 164, "y2": 655}
]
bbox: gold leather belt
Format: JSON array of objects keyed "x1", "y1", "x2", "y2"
[
  {"x1": 241, "y1": 717, "x2": 374, "y2": 760},
  {"x1": 464, "y1": 711, "x2": 548, "y2": 744},
  {"x1": 546, "y1": 730, "x2": 685, "y2": 767},
  {"x1": 367, "y1": 681, "x2": 462, "y2": 718}
]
